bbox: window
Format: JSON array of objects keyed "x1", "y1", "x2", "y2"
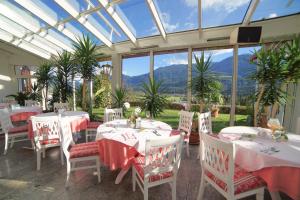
[{"x1": 14, "y1": 65, "x2": 37, "y2": 93}]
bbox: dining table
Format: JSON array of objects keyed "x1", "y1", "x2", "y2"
[
  {"x1": 219, "y1": 126, "x2": 300, "y2": 200},
  {"x1": 95, "y1": 118, "x2": 174, "y2": 184},
  {"x1": 28, "y1": 111, "x2": 90, "y2": 140},
  {"x1": 9, "y1": 106, "x2": 43, "y2": 122}
]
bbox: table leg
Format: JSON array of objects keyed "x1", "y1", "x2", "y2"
[
  {"x1": 115, "y1": 165, "x2": 131, "y2": 184},
  {"x1": 270, "y1": 192, "x2": 282, "y2": 200}
]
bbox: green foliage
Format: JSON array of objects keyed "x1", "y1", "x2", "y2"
[
  {"x1": 93, "y1": 73, "x2": 112, "y2": 108},
  {"x1": 6, "y1": 92, "x2": 30, "y2": 106},
  {"x1": 29, "y1": 83, "x2": 41, "y2": 101},
  {"x1": 112, "y1": 87, "x2": 127, "y2": 108},
  {"x1": 192, "y1": 52, "x2": 223, "y2": 110},
  {"x1": 141, "y1": 78, "x2": 167, "y2": 118}
]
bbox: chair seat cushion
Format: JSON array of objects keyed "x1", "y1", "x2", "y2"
[
  {"x1": 133, "y1": 156, "x2": 173, "y2": 183},
  {"x1": 8, "y1": 124, "x2": 28, "y2": 134},
  {"x1": 70, "y1": 142, "x2": 99, "y2": 159},
  {"x1": 205, "y1": 165, "x2": 266, "y2": 195},
  {"x1": 87, "y1": 121, "x2": 102, "y2": 129},
  {"x1": 39, "y1": 139, "x2": 60, "y2": 145},
  {"x1": 170, "y1": 129, "x2": 188, "y2": 140}
]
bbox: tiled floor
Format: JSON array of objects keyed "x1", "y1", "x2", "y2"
[{"x1": 0, "y1": 136, "x2": 292, "y2": 200}]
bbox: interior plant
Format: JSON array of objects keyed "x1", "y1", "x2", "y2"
[
  {"x1": 6, "y1": 92, "x2": 30, "y2": 106},
  {"x1": 94, "y1": 71, "x2": 112, "y2": 108},
  {"x1": 112, "y1": 87, "x2": 128, "y2": 115},
  {"x1": 35, "y1": 61, "x2": 54, "y2": 110},
  {"x1": 141, "y1": 77, "x2": 167, "y2": 118},
  {"x1": 29, "y1": 82, "x2": 41, "y2": 101},
  {"x1": 73, "y1": 35, "x2": 103, "y2": 114},
  {"x1": 53, "y1": 50, "x2": 76, "y2": 103},
  {"x1": 192, "y1": 52, "x2": 222, "y2": 113}
]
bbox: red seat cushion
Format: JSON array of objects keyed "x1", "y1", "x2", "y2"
[
  {"x1": 87, "y1": 121, "x2": 102, "y2": 129},
  {"x1": 39, "y1": 139, "x2": 60, "y2": 145},
  {"x1": 205, "y1": 165, "x2": 266, "y2": 195},
  {"x1": 8, "y1": 124, "x2": 28, "y2": 134},
  {"x1": 69, "y1": 142, "x2": 99, "y2": 159},
  {"x1": 170, "y1": 129, "x2": 188, "y2": 140},
  {"x1": 133, "y1": 156, "x2": 173, "y2": 183}
]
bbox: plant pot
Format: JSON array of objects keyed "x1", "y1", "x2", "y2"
[
  {"x1": 258, "y1": 113, "x2": 268, "y2": 128},
  {"x1": 211, "y1": 108, "x2": 219, "y2": 118},
  {"x1": 189, "y1": 131, "x2": 200, "y2": 145}
]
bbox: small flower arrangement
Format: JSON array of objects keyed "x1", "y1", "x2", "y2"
[
  {"x1": 123, "y1": 102, "x2": 130, "y2": 109},
  {"x1": 128, "y1": 107, "x2": 142, "y2": 128}
]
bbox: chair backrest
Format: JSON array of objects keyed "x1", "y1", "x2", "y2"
[
  {"x1": 59, "y1": 117, "x2": 75, "y2": 159},
  {"x1": 104, "y1": 108, "x2": 123, "y2": 122},
  {"x1": 201, "y1": 133, "x2": 234, "y2": 197},
  {"x1": 31, "y1": 115, "x2": 60, "y2": 143},
  {"x1": 198, "y1": 112, "x2": 212, "y2": 136},
  {"x1": 25, "y1": 100, "x2": 39, "y2": 107},
  {"x1": 144, "y1": 134, "x2": 184, "y2": 181},
  {"x1": 53, "y1": 103, "x2": 70, "y2": 111},
  {"x1": 3, "y1": 97, "x2": 16, "y2": 104},
  {"x1": 178, "y1": 110, "x2": 194, "y2": 134},
  {"x1": 0, "y1": 108, "x2": 13, "y2": 132}
]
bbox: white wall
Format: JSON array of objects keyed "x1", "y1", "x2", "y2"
[{"x1": 0, "y1": 41, "x2": 45, "y2": 100}]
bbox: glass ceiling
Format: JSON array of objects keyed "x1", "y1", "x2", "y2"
[{"x1": 0, "y1": 0, "x2": 299, "y2": 59}]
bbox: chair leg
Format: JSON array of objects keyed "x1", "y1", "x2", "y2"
[
  {"x1": 65, "y1": 160, "x2": 71, "y2": 188},
  {"x1": 197, "y1": 173, "x2": 206, "y2": 200},
  {"x1": 186, "y1": 141, "x2": 190, "y2": 157},
  {"x1": 144, "y1": 185, "x2": 148, "y2": 200},
  {"x1": 172, "y1": 179, "x2": 177, "y2": 200},
  {"x1": 42, "y1": 148, "x2": 46, "y2": 158},
  {"x1": 132, "y1": 167, "x2": 136, "y2": 192},
  {"x1": 96, "y1": 158, "x2": 101, "y2": 183},
  {"x1": 60, "y1": 146, "x2": 64, "y2": 166},
  {"x1": 85, "y1": 130, "x2": 88, "y2": 142},
  {"x1": 256, "y1": 188, "x2": 264, "y2": 200},
  {"x1": 37, "y1": 150, "x2": 41, "y2": 170},
  {"x1": 31, "y1": 140, "x2": 36, "y2": 150},
  {"x1": 10, "y1": 137, "x2": 14, "y2": 148},
  {"x1": 4, "y1": 133, "x2": 8, "y2": 155}
]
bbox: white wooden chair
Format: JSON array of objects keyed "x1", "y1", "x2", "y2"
[
  {"x1": 132, "y1": 134, "x2": 184, "y2": 200},
  {"x1": 59, "y1": 118, "x2": 101, "y2": 187},
  {"x1": 31, "y1": 115, "x2": 63, "y2": 170},
  {"x1": 177, "y1": 110, "x2": 194, "y2": 157},
  {"x1": 0, "y1": 108, "x2": 29, "y2": 154},
  {"x1": 85, "y1": 121, "x2": 102, "y2": 142},
  {"x1": 197, "y1": 133, "x2": 266, "y2": 200},
  {"x1": 104, "y1": 108, "x2": 123, "y2": 122},
  {"x1": 197, "y1": 112, "x2": 212, "y2": 159},
  {"x1": 25, "y1": 100, "x2": 39, "y2": 107},
  {"x1": 53, "y1": 102, "x2": 70, "y2": 111}
]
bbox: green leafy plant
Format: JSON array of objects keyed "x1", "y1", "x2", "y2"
[
  {"x1": 141, "y1": 77, "x2": 167, "y2": 118},
  {"x1": 73, "y1": 35, "x2": 103, "y2": 114},
  {"x1": 6, "y1": 92, "x2": 30, "y2": 106},
  {"x1": 94, "y1": 72, "x2": 112, "y2": 108},
  {"x1": 112, "y1": 87, "x2": 127, "y2": 108},
  {"x1": 29, "y1": 82, "x2": 41, "y2": 101},
  {"x1": 192, "y1": 52, "x2": 222, "y2": 113},
  {"x1": 35, "y1": 61, "x2": 54, "y2": 110}
]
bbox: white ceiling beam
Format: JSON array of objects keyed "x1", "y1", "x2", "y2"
[
  {"x1": 243, "y1": 0, "x2": 260, "y2": 25},
  {"x1": 55, "y1": 0, "x2": 112, "y2": 48},
  {"x1": 146, "y1": 0, "x2": 166, "y2": 40},
  {"x1": 97, "y1": 0, "x2": 137, "y2": 44}
]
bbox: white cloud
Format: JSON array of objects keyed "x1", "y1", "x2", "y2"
[
  {"x1": 268, "y1": 13, "x2": 278, "y2": 18},
  {"x1": 163, "y1": 57, "x2": 188, "y2": 65},
  {"x1": 187, "y1": 0, "x2": 249, "y2": 13},
  {"x1": 160, "y1": 12, "x2": 179, "y2": 32}
]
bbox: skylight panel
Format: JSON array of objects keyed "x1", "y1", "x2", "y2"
[
  {"x1": 40, "y1": 29, "x2": 74, "y2": 53},
  {"x1": 154, "y1": 0, "x2": 198, "y2": 33},
  {"x1": 251, "y1": 0, "x2": 300, "y2": 21},
  {"x1": 202, "y1": 0, "x2": 251, "y2": 28},
  {"x1": 0, "y1": 15, "x2": 28, "y2": 38},
  {"x1": 0, "y1": 29, "x2": 14, "y2": 43}
]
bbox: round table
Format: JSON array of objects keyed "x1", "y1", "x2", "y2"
[
  {"x1": 95, "y1": 119, "x2": 173, "y2": 184},
  {"x1": 10, "y1": 106, "x2": 43, "y2": 122},
  {"x1": 28, "y1": 111, "x2": 89, "y2": 139},
  {"x1": 219, "y1": 126, "x2": 300, "y2": 200}
]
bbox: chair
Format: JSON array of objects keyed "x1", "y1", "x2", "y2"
[
  {"x1": 177, "y1": 110, "x2": 194, "y2": 157},
  {"x1": 132, "y1": 134, "x2": 184, "y2": 200},
  {"x1": 197, "y1": 112, "x2": 212, "y2": 159},
  {"x1": 104, "y1": 108, "x2": 123, "y2": 122},
  {"x1": 25, "y1": 100, "x2": 39, "y2": 107},
  {"x1": 53, "y1": 102, "x2": 70, "y2": 111},
  {"x1": 0, "y1": 108, "x2": 29, "y2": 154},
  {"x1": 85, "y1": 121, "x2": 102, "y2": 142},
  {"x1": 197, "y1": 133, "x2": 265, "y2": 200},
  {"x1": 59, "y1": 118, "x2": 101, "y2": 187},
  {"x1": 31, "y1": 115, "x2": 63, "y2": 170}
]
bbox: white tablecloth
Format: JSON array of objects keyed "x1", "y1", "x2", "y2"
[
  {"x1": 96, "y1": 119, "x2": 172, "y2": 155},
  {"x1": 219, "y1": 126, "x2": 300, "y2": 171},
  {"x1": 31, "y1": 111, "x2": 89, "y2": 122},
  {"x1": 10, "y1": 106, "x2": 42, "y2": 114}
]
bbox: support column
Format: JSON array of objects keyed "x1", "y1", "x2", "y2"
[
  {"x1": 111, "y1": 53, "x2": 122, "y2": 92},
  {"x1": 72, "y1": 78, "x2": 76, "y2": 111},
  {"x1": 187, "y1": 47, "x2": 192, "y2": 111},
  {"x1": 150, "y1": 50, "x2": 154, "y2": 80},
  {"x1": 230, "y1": 45, "x2": 238, "y2": 126}
]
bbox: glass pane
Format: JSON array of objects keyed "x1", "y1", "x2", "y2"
[
  {"x1": 122, "y1": 55, "x2": 150, "y2": 94},
  {"x1": 192, "y1": 48, "x2": 233, "y2": 132},
  {"x1": 154, "y1": 0, "x2": 198, "y2": 33},
  {"x1": 117, "y1": 0, "x2": 159, "y2": 38},
  {"x1": 202, "y1": 0, "x2": 251, "y2": 28},
  {"x1": 15, "y1": 65, "x2": 37, "y2": 76},
  {"x1": 252, "y1": 0, "x2": 300, "y2": 21},
  {"x1": 154, "y1": 52, "x2": 188, "y2": 100}
]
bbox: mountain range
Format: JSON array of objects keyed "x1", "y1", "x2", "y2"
[{"x1": 122, "y1": 54, "x2": 257, "y2": 96}]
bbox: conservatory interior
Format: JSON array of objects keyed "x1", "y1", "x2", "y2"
[{"x1": 0, "y1": 0, "x2": 300, "y2": 200}]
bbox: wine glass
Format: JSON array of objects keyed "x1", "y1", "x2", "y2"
[{"x1": 267, "y1": 118, "x2": 281, "y2": 134}]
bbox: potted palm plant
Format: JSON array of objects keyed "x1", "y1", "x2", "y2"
[{"x1": 73, "y1": 35, "x2": 103, "y2": 115}]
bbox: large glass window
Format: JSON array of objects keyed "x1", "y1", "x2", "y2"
[
  {"x1": 14, "y1": 65, "x2": 37, "y2": 93},
  {"x1": 154, "y1": 51, "x2": 188, "y2": 102},
  {"x1": 122, "y1": 55, "x2": 150, "y2": 100}
]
